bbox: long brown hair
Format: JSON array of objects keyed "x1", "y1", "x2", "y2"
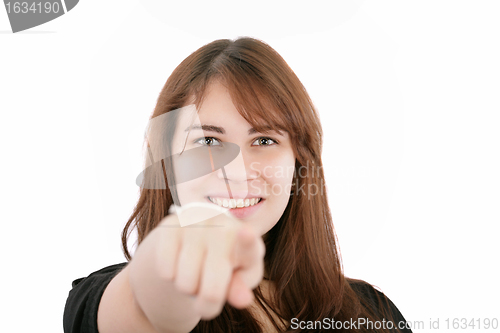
[{"x1": 122, "y1": 37, "x2": 400, "y2": 332}]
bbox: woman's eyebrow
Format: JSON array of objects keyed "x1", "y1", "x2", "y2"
[
  {"x1": 185, "y1": 124, "x2": 283, "y2": 136},
  {"x1": 248, "y1": 127, "x2": 283, "y2": 136},
  {"x1": 185, "y1": 124, "x2": 225, "y2": 134}
]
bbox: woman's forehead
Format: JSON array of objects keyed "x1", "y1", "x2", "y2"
[{"x1": 178, "y1": 108, "x2": 286, "y2": 138}]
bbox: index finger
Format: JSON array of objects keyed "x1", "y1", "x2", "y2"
[{"x1": 231, "y1": 225, "x2": 265, "y2": 289}]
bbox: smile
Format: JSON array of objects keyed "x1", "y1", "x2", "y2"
[{"x1": 207, "y1": 197, "x2": 263, "y2": 208}]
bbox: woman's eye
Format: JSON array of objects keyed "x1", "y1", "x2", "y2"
[
  {"x1": 195, "y1": 137, "x2": 221, "y2": 146},
  {"x1": 252, "y1": 137, "x2": 277, "y2": 146}
]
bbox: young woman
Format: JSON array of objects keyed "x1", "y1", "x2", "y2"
[{"x1": 64, "y1": 37, "x2": 412, "y2": 333}]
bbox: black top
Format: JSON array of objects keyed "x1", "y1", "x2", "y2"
[
  {"x1": 63, "y1": 263, "x2": 412, "y2": 332},
  {"x1": 64, "y1": 263, "x2": 127, "y2": 333}
]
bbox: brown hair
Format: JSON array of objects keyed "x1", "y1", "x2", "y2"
[{"x1": 122, "y1": 37, "x2": 401, "y2": 332}]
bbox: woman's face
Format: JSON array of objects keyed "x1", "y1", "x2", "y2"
[{"x1": 170, "y1": 82, "x2": 295, "y2": 235}]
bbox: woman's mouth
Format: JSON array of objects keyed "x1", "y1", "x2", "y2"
[
  {"x1": 207, "y1": 196, "x2": 262, "y2": 208},
  {"x1": 206, "y1": 196, "x2": 264, "y2": 218}
]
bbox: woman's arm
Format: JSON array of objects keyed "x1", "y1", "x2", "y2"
[
  {"x1": 97, "y1": 224, "x2": 202, "y2": 333},
  {"x1": 97, "y1": 212, "x2": 264, "y2": 333},
  {"x1": 97, "y1": 265, "x2": 163, "y2": 333},
  {"x1": 97, "y1": 263, "x2": 199, "y2": 333}
]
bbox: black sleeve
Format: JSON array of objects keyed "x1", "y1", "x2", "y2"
[
  {"x1": 351, "y1": 281, "x2": 413, "y2": 333},
  {"x1": 63, "y1": 263, "x2": 128, "y2": 333}
]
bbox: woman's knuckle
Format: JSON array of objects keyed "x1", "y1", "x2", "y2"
[
  {"x1": 200, "y1": 288, "x2": 223, "y2": 304},
  {"x1": 175, "y1": 276, "x2": 196, "y2": 295}
]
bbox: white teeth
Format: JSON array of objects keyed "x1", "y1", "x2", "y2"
[{"x1": 209, "y1": 197, "x2": 261, "y2": 208}]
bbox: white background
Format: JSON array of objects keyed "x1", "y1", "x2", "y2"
[{"x1": 1, "y1": 1, "x2": 499, "y2": 332}]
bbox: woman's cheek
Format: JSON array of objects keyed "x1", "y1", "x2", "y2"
[
  {"x1": 263, "y1": 166, "x2": 294, "y2": 197},
  {"x1": 175, "y1": 174, "x2": 210, "y2": 205}
]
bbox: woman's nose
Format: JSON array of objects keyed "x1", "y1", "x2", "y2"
[{"x1": 216, "y1": 150, "x2": 257, "y2": 183}]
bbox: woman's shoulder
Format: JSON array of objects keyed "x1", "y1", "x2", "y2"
[
  {"x1": 347, "y1": 278, "x2": 385, "y2": 301},
  {"x1": 347, "y1": 278, "x2": 399, "y2": 312},
  {"x1": 70, "y1": 262, "x2": 128, "y2": 288},
  {"x1": 64, "y1": 263, "x2": 128, "y2": 333},
  {"x1": 347, "y1": 278, "x2": 412, "y2": 332}
]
